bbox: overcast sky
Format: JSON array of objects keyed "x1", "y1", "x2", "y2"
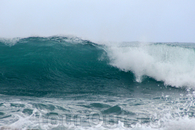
[{"x1": 0, "y1": 0, "x2": 195, "y2": 42}]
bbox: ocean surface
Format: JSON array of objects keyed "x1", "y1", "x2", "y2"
[{"x1": 0, "y1": 36, "x2": 195, "y2": 130}]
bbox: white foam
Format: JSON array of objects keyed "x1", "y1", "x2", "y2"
[
  {"x1": 55, "y1": 117, "x2": 195, "y2": 130},
  {"x1": 0, "y1": 37, "x2": 21, "y2": 46},
  {"x1": 1, "y1": 94, "x2": 195, "y2": 130},
  {"x1": 106, "y1": 43, "x2": 195, "y2": 88},
  {"x1": 164, "y1": 117, "x2": 195, "y2": 130}
]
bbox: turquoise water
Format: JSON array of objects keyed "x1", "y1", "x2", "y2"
[{"x1": 0, "y1": 36, "x2": 195, "y2": 130}]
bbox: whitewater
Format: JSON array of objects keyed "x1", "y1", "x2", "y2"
[
  {"x1": 107, "y1": 42, "x2": 195, "y2": 88},
  {"x1": 0, "y1": 36, "x2": 195, "y2": 130}
]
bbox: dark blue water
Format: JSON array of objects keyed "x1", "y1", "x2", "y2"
[{"x1": 0, "y1": 36, "x2": 195, "y2": 130}]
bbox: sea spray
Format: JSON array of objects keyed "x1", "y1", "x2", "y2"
[{"x1": 107, "y1": 43, "x2": 195, "y2": 88}]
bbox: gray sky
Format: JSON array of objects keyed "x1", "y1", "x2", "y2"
[{"x1": 0, "y1": 0, "x2": 195, "y2": 42}]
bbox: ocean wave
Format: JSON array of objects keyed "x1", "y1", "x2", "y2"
[{"x1": 0, "y1": 36, "x2": 195, "y2": 90}]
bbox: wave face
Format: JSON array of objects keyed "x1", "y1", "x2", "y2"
[
  {"x1": 0, "y1": 36, "x2": 138, "y2": 97},
  {"x1": 0, "y1": 36, "x2": 195, "y2": 130}
]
